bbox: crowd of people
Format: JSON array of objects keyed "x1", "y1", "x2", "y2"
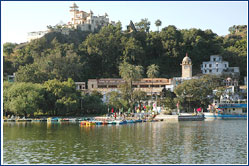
[{"x1": 107, "y1": 105, "x2": 159, "y2": 120}]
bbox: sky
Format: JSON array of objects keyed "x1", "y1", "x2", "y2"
[{"x1": 1, "y1": 1, "x2": 248, "y2": 44}]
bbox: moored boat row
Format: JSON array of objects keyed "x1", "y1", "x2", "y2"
[
  {"x1": 79, "y1": 118, "x2": 163, "y2": 126},
  {"x1": 4, "y1": 117, "x2": 163, "y2": 125}
]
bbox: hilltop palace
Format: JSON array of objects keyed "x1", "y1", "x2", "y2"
[{"x1": 27, "y1": 3, "x2": 115, "y2": 42}]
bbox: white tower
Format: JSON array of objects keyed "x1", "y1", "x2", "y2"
[
  {"x1": 181, "y1": 53, "x2": 192, "y2": 78},
  {"x1": 69, "y1": 3, "x2": 79, "y2": 25}
]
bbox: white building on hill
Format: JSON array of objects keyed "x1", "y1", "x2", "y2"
[
  {"x1": 68, "y1": 3, "x2": 115, "y2": 32},
  {"x1": 201, "y1": 55, "x2": 240, "y2": 76},
  {"x1": 27, "y1": 3, "x2": 115, "y2": 42}
]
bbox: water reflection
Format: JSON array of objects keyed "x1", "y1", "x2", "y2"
[{"x1": 3, "y1": 120, "x2": 247, "y2": 164}]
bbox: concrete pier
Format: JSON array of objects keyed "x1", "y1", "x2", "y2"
[{"x1": 154, "y1": 115, "x2": 178, "y2": 121}]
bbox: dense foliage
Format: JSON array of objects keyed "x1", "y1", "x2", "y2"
[
  {"x1": 174, "y1": 75, "x2": 224, "y2": 112},
  {"x1": 3, "y1": 21, "x2": 247, "y2": 116},
  {"x1": 3, "y1": 23, "x2": 247, "y2": 83},
  {"x1": 3, "y1": 79, "x2": 107, "y2": 117}
]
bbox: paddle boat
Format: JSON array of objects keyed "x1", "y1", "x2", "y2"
[
  {"x1": 80, "y1": 121, "x2": 88, "y2": 125},
  {"x1": 114, "y1": 120, "x2": 127, "y2": 125},
  {"x1": 61, "y1": 118, "x2": 69, "y2": 121},
  {"x1": 81, "y1": 121, "x2": 96, "y2": 126},
  {"x1": 126, "y1": 120, "x2": 135, "y2": 123},
  {"x1": 92, "y1": 120, "x2": 103, "y2": 125},
  {"x1": 32, "y1": 118, "x2": 42, "y2": 122},
  {"x1": 135, "y1": 119, "x2": 143, "y2": 123},
  {"x1": 102, "y1": 120, "x2": 108, "y2": 125},
  {"x1": 69, "y1": 118, "x2": 77, "y2": 122}
]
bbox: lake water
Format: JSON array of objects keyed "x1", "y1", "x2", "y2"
[{"x1": 3, "y1": 120, "x2": 247, "y2": 164}]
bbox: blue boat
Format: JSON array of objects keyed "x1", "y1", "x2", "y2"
[
  {"x1": 94, "y1": 121, "x2": 103, "y2": 125},
  {"x1": 52, "y1": 117, "x2": 59, "y2": 121},
  {"x1": 135, "y1": 119, "x2": 142, "y2": 123},
  {"x1": 119, "y1": 120, "x2": 127, "y2": 124},
  {"x1": 107, "y1": 121, "x2": 116, "y2": 125},
  {"x1": 204, "y1": 112, "x2": 222, "y2": 120},
  {"x1": 114, "y1": 120, "x2": 127, "y2": 125},
  {"x1": 126, "y1": 120, "x2": 134, "y2": 123},
  {"x1": 218, "y1": 103, "x2": 247, "y2": 120},
  {"x1": 220, "y1": 114, "x2": 247, "y2": 120}
]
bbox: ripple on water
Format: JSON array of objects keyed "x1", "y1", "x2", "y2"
[{"x1": 3, "y1": 120, "x2": 247, "y2": 164}]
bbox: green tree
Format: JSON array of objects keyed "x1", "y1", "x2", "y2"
[
  {"x1": 5, "y1": 82, "x2": 45, "y2": 117},
  {"x1": 119, "y1": 61, "x2": 144, "y2": 84},
  {"x1": 81, "y1": 91, "x2": 107, "y2": 115},
  {"x1": 135, "y1": 18, "x2": 151, "y2": 33},
  {"x1": 160, "y1": 88, "x2": 176, "y2": 111},
  {"x1": 3, "y1": 81, "x2": 13, "y2": 116},
  {"x1": 147, "y1": 64, "x2": 159, "y2": 98},
  {"x1": 119, "y1": 61, "x2": 143, "y2": 110},
  {"x1": 3, "y1": 42, "x2": 17, "y2": 56},
  {"x1": 174, "y1": 75, "x2": 221, "y2": 112},
  {"x1": 120, "y1": 37, "x2": 144, "y2": 64},
  {"x1": 158, "y1": 25, "x2": 184, "y2": 77},
  {"x1": 15, "y1": 63, "x2": 48, "y2": 83},
  {"x1": 106, "y1": 91, "x2": 123, "y2": 110},
  {"x1": 3, "y1": 57, "x2": 15, "y2": 78},
  {"x1": 155, "y1": 19, "x2": 162, "y2": 32},
  {"x1": 81, "y1": 23, "x2": 123, "y2": 78},
  {"x1": 43, "y1": 78, "x2": 80, "y2": 116},
  {"x1": 133, "y1": 90, "x2": 147, "y2": 107},
  {"x1": 174, "y1": 79, "x2": 213, "y2": 112}
]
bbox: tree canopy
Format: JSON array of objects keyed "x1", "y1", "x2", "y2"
[{"x1": 3, "y1": 22, "x2": 246, "y2": 83}]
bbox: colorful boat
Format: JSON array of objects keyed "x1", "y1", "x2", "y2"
[
  {"x1": 61, "y1": 118, "x2": 69, "y2": 121},
  {"x1": 114, "y1": 120, "x2": 127, "y2": 125},
  {"x1": 86, "y1": 121, "x2": 96, "y2": 125},
  {"x1": 32, "y1": 119, "x2": 42, "y2": 122},
  {"x1": 69, "y1": 118, "x2": 76, "y2": 122},
  {"x1": 16, "y1": 119, "x2": 32, "y2": 122},
  {"x1": 126, "y1": 120, "x2": 135, "y2": 123},
  {"x1": 217, "y1": 103, "x2": 247, "y2": 120},
  {"x1": 94, "y1": 121, "x2": 103, "y2": 125},
  {"x1": 110, "y1": 121, "x2": 117, "y2": 125},
  {"x1": 47, "y1": 117, "x2": 52, "y2": 122},
  {"x1": 80, "y1": 121, "x2": 88, "y2": 125},
  {"x1": 119, "y1": 120, "x2": 127, "y2": 125},
  {"x1": 52, "y1": 117, "x2": 60, "y2": 121},
  {"x1": 204, "y1": 112, "x2": 222, "y2": 120},
  {"x1": 205, "y1": 103, "x2": 247, "y2": 120},
  {"x1": 102, "y1": 121, "x2": 108, "y2": 125}
]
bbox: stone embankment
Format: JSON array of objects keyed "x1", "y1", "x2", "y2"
[{"x1": 154, "y1": 114, "x2": 178, "y2": 121}]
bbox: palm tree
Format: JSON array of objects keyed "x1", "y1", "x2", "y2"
[
  {"x1": 119, "y1": 61, "x2": 144, "y2": 111},
  {"x1": 119, "y1": 61, "x2": 143, "y2": 85},
  {"x1": 155, "y1": 19, "x2": 162, "y2": 32},
  {"x1": 146, "y1": 64, "x2": 159, "y2": 101}
]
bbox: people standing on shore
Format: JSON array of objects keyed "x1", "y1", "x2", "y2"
[
  {"x1": 128, "y1": 108, "x2": 131, "y2": 117},
  {"x1": 136, "y1": 108, "x2": 140, "y2": 119}
]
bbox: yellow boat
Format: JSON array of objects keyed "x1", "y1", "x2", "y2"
[{"x1": 80, "y1": 121, "x2": 96, "y2": 126}]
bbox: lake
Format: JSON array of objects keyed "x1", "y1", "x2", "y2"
[{"x1": 3, "y1": 120, "x2": 247, "y2": 164}]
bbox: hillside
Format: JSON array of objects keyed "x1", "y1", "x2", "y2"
[{"x1": 3, "y1": 23, "x2": 247, "y2": 84}]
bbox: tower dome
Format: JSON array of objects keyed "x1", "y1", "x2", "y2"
[
  {"x1": 182, "y1": 53, "x2": 192, "y2": 65},
  {"x1": 181, "y1": 53, "x2": 192, "y2": 78}
]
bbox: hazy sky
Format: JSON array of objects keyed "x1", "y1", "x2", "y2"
[{"x1": 1, "y1": 1, "x2": 248, "y2": 44}]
